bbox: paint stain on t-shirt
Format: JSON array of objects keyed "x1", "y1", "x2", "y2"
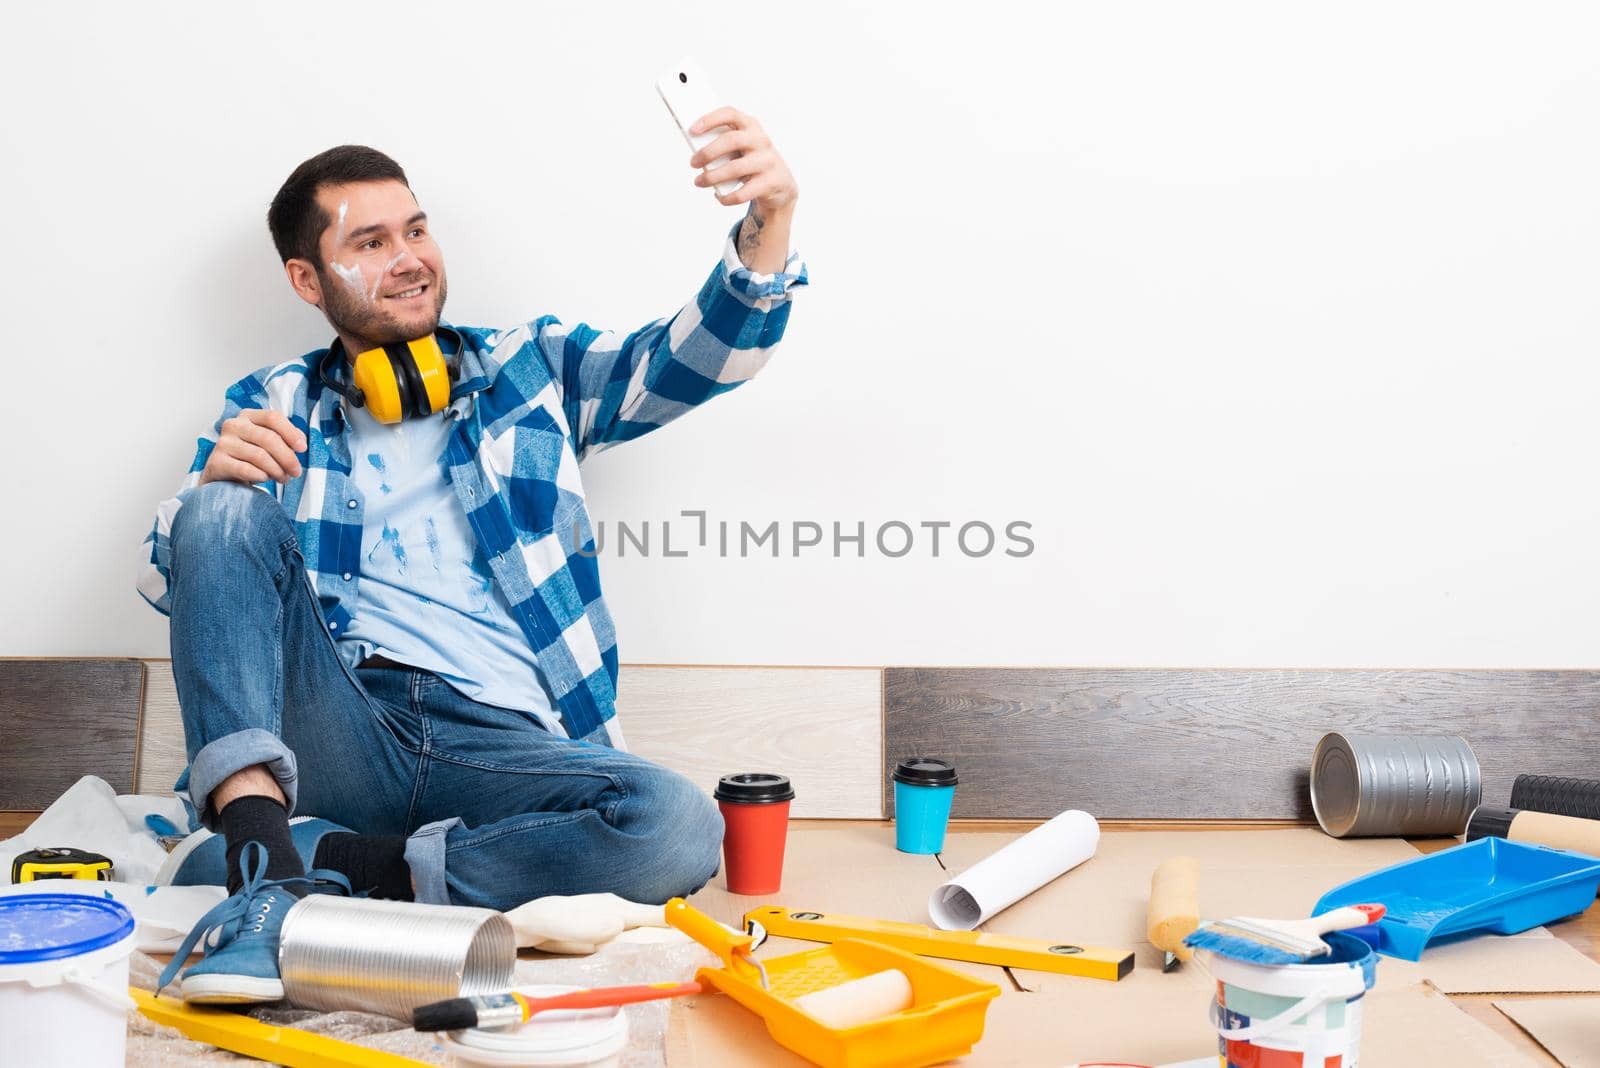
[
  {"x1": 425, "y1": 517, "x2": 443, "y2": 572},
  {"x1": 369, "y1": 522, "x2": 407, "y2": 572},
  {"x1": 366, "y1": 453, "x2": 392, "y2": 494}
]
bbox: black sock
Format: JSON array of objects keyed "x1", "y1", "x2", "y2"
[
  {"x1": 312, "y1": 832, "x2": 414, "y2": 900},
  {"x1": 218, "y1": 794, "x2": 307, "y2": 896}
]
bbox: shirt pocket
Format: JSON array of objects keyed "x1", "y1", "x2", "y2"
[{"x1": 495, "y1": 406, "x2": 578, "y2": 538}]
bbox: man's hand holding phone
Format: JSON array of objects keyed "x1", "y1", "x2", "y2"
[
  {"x1": 687, "y1": 107, "x2": 798, "y2": 216},
  {"x1": 657, "y1": 59, "x2": 798, "y2": 222}
]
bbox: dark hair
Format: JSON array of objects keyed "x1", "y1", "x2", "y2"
[{"x1": 267, "y1": 145, "x2": 410, "y2": 266}]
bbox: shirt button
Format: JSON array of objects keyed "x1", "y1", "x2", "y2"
[
  {"x1": 328, "y1": 621, "x2": 339, "y2": 631},
  {"x1": 346, "y1": 499, "x2": 358, "y2": 509},
  {"x1": 342, "y1": 572, "x2": 353, "y2": 581}
]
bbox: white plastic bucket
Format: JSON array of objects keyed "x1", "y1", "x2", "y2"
[
  {"x1": 0, "y1": 893, "x2": 138, "y2": 1068},
  {"x1": 440, "y1": 984, "x2": 629, "y2": 1067},
  {"x1": 1198, "y1": 931, "x2": 1378, "y2": 1068}
]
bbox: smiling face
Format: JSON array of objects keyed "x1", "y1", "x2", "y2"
[{"x1": 284, "y1": 179, "x2": 448, "y2": 353}]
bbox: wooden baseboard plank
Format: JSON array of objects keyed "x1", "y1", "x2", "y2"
[
  {"x1": 137, "y1": 662, "x2": 885, "y2": 819},
  {"x1": 886, "y1": 667, "x2": 1600, "y2": 820},
  {"x1": 0, "y1": 659, "x2": 143, "y2": 809}
]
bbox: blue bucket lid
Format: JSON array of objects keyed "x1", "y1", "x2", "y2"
[
  {"x1": 0, "y1": 894, "x2": 136, "y2": 965},
  {"x1": 1323, "y1": 931, "x2": 1380, "y2": 991}
]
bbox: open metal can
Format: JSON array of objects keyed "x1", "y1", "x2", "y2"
[{"x1": 1310, "y1": 732, "x2": 1481, "y2": 838}]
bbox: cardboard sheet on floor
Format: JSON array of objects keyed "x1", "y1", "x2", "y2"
[
  {"x1": 685, "y1": 824, "x2": 945, "y2": 930},
  {"x1": 1363, "y1": 985, "x2": 1539, "y2": 1068},
  {"x1": 940, "y1": 830, "x2": 1600, "y2": 995},
  {"x1": 667, "y1": 980, "x2": 1537, "y2": 1067},
  {"x1": 1494, "y1": 997, "x2": 1600, "y2": 1067},
  {"x1": 990, "y1": 979, "x2": 1539, "y2": 1067},
  {"x1": 669, "y1": 827, "x2": 1597, "y2": 1061},
  {"x1": 1382, "y1": 927, "x2": 1600, "y2": 994},
  {"x1": 936, "y1": 829, "x2": 1414, "y2": 959}
]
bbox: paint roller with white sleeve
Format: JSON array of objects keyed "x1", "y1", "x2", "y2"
[
  {"x1": 791, "y1": 969, "x2": 914, "y2": 1030},
  {"x1": 928, "y1": 810, "x2": 1100, "y2": 930}
]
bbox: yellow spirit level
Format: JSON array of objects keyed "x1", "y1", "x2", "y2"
[
  {"x1": 745, "y1": 905, "x2": 1136, "y2": 982},
  {"x1": 132, "y1": 989, "x2": 427, "y2": 1067}
]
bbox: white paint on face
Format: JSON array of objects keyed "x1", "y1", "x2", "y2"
[
  {"x1": 330, "y1": 260, "x2": 367, "y2": 303},
  {"x1": 369, "y1": 252, "x2": 407, "y2": 302},
  {"x1": 322, "y1": 201, "x2": 367, "y2": 305}
]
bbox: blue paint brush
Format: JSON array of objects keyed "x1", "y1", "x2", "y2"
[{"x1": 1183, "y1": 903, "x2": 1386, "y2": 964}]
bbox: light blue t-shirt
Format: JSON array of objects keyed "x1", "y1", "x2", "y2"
[{"x1": 338, "y1": 404, "x2": 563, "y2": 736}]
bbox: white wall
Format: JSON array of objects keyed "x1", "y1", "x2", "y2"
[{"x1": 4, "y1": 1, "x2": 1598, "y2": 667}]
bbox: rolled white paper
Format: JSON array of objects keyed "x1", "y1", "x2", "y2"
[
  {"x1": 792, "y1": 968, "x2": 913, "y2": 1028},
  {"x1": 927, "y1": 809, "x2": 1100, "y2": 930}
]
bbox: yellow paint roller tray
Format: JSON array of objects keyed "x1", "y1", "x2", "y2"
[{"x1": 665, "y1": 898, "x2": 1000, "y2": 1068}]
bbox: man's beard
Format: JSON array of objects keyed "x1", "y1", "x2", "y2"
[{"x1": 317, "y1": 265, "x2": 448, "y2": 350}]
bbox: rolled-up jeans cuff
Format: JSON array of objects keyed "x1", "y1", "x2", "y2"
[
  {"x1": 406, "y1": 817, "x2": 461, "y2": 905},
  {"x1": 186, "y1": 728, "x2": 300, "y2": 828}
]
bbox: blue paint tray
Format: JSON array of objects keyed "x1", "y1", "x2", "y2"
[{"x1": 1313, "y1": 838, "x2": 1600, "y2": 961}]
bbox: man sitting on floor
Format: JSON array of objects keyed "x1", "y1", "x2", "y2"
[{"x1": 137, "y1": 113, "x2": 805, "y2": 1004}]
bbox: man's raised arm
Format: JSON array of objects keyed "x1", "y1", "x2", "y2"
[{"x1": 529, "y1": 107, "x2": 808, "y2": 458}]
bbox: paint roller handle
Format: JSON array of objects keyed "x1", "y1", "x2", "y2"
[
  {"x1": 529, "y1": 981, "x2": 703, "y2": 1015},
  {"x1": 665, "y1": 898, "x2": 755, "y2": 968}
]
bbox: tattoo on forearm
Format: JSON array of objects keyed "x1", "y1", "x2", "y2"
[{"x1": 738, "y1": 207, "x2": 766, "y2": 261}]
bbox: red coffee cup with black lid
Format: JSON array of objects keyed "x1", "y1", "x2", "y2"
[{"x1": 714, "y1": 773, "x2": 795, "y2": 895}]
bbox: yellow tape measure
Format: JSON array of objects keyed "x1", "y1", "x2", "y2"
[{"x1": 11, "y1": 848, "x2": 114, "y2": 883}]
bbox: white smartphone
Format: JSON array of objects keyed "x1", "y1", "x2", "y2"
[{"x1": 656, "y1": 58, "x2": 745, "y2": 198}]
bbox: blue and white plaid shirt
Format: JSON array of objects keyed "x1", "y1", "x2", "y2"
[{"x1": 140, "y1": 219, "x2": 807, "y2": 740}]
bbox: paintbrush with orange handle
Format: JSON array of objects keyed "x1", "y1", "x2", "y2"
[{"x1": 413, "y1": 981, "x2": 703, "y2": 1032}]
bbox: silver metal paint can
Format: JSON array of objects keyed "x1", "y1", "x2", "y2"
[
  {"x1": 277, "y1": 895, "x2": 515, "y2": 1019},
  {"x1": 1310, "y1": 732, "x2": 1481, "y2": 838}
]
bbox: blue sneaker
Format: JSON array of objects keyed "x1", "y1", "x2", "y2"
[
  {"x1": 156, "y1": 816, "x2": 350, "y2": 888},
  {"x1": 157, "y1": 841, "x2": 350, "y2": 1005}
]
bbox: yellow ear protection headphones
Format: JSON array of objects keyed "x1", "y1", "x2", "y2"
[{"x1": 320, "y1": 335, "x2": 452, "y2": 424}]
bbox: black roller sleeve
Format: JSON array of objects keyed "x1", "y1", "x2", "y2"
[{"x1": 1510, "y1": 775, "x2": 1600, "y2": 821}]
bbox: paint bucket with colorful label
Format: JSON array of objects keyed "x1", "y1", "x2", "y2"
[
  {"x1": 714, "y1": 773, "x2": 795, "y2": 895},
  {"x1": 1198, "y1": 931, "x2": 1378, "y2": 1068},
  {"x1": 893, "y1": 758, "x2": 959, "y2": 854},
  {"x1": 0, "y1": 894, "x2": 138, "y2": 1068}
]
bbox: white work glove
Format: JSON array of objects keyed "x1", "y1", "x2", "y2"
[{"x1": 503, "y1": 893, "x2": 674, "y2": 954}]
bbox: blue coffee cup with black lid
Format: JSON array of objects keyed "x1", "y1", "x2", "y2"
[{"x1": 893, "y1": 757, "x2": 959, "y2": 854}]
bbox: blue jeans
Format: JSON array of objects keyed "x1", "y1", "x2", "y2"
[{"x1": 165, "y1": 481, "x2": 723, "y2": 910}]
